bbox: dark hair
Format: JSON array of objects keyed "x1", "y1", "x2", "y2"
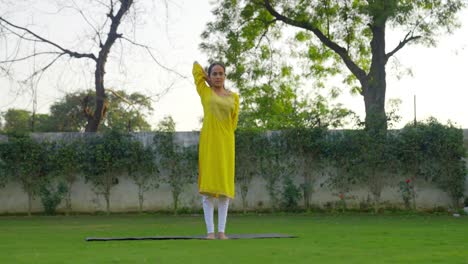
[{"x1": 208, "y1": 62, "x2": 226, "y2": 76}]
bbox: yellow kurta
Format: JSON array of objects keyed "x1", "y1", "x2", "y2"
[{"x1": 193, "y1": 63, "x2": 239, "y2": 199}]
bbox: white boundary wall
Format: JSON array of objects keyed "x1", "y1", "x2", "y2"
[{"x1": 0, "y1": 130, "x2": 466, "y2": 214}]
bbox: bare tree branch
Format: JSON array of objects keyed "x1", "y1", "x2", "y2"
[
  {"x1": 107, "y1": 88, "x2": 132, "y2": 104},
  {"x1": 149, "y1": 80, "x2": 176, "y2": 103},
  {"x1": 0, "y1": 16, "x2": 97, "y2": 61},
  {"x1": 109, "y1": 0, "x2": 115, "y2": 19},
  {"x1": 71, "y1": 0, "x2": 104, "y2": 47},
  {"x1": 1, "y1": 0, "x2": 178, "y2": 132},
  {"x1": 2, "y1": 25, "x2": 38, "y2": 42},
  {"x1": 386, "y1": 32, "x2": 422, "y2": 60},
  {"x1": 0, "y1": 51, "x2": 62, "y2": 63},
  {"x1": 120, "y1": 36, "x2": 187, "y2": 79},
  {"x1": 21, "y1": 53, "x2": 66, "y2": 84},
  {"x1": 93, "y1": 0, "x2": 112, "y2": 10}
]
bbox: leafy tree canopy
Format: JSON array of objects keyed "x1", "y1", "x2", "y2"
[
  {"x1": 201, "y1": 0, "x2": 465, "y2": 132},
  {"x1": 1, "y1": 89, "x2": 154, "y2": 133}
]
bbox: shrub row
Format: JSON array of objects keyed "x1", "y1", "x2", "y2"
[{"x1": 0, "y1": 119, "x2": 466, "y2": 215}]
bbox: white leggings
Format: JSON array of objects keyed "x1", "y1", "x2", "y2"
[{"x1": 202, "y1": 195, "x2": 230, "y2": 234}]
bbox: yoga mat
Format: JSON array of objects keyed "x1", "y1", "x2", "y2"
[{"x1": 86, "y1": 233, "x2": 297, "y2": 241}]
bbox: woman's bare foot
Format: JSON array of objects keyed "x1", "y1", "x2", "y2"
[
  {"x1": 206, "y1": 233, "x2": 215, "y2": 240},
  {"x1": 218, "y1": 232, "x2": 228, "y2": 240}
]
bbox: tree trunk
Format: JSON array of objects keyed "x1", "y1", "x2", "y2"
[
  {"x1": 173, "y1": 192, "x2": 179, "y2": 215},
  {"x1": 241, "y1": 185, "x2": 248, "y2": 214},
  {"x1": 370, "y1": 170, "x2": 383, "y2": 213},
  {"x1": 302, "y1": 157, "x2": 314, "y2": 210},
  {"x1": 66, "y1": 185, "x2": 72, "y2": 216},
  {"x1": 240, "y1": 171, "x2": 249, "y2": 214},
  {"x1": 84, "y1": 0, "x2": 133, "y2": 132},
  {"x1": 371, "y1": 179, "x2": 382, "y2": 214},
  {"x1": 105, "y1": 175, "x2": 111, "y2": 215},
  {"x1": 105, "y1": 192, "x2": 110, "y2": 215},
  {"x1": 411, "y1": 172, "x2": 417, "y2": 210},
  {"x1": 65, "y1": 179, "x2": 75, "y2": 216},
  {"x1": 242, "y1": 199, "x2": 248, "y2": 214},
  {"x1": 138, "y1": 185, "x2": 144, "y2": 214},
  {"x1": 363, "y1": 23, "x2": 388, "y2": 134},
  {"x1": 303, "y1": 173, "x2": 312, "y2": 210},
  {"x1": 27, "y1": 190, "x2": 32, "y2": 216},
  {"x1": 267, "y1": 178, "x2": 278, "y2": 213},
  {"x1": 85, "y1": 56, "x2": 108, "y2": 132}
]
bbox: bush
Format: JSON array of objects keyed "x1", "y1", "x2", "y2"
[
  {"x1": 39, "y1": 182, "x2": 67, "y2": 215},
  {"x1": 400, "y1": 119, "x2": 466, "y2": 208},
  {"x1": 280, "y1": 176, "x2": 302, "y2": 210},
  {"x1": 398, "y1": 179, "x2": 415, "y2": 210}
]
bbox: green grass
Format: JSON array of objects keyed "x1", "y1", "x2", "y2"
[{"x1": 0, "y1": 213, "x2": 467, "y2": 263}]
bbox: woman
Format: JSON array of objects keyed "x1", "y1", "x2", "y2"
[{"x1": 192, "y1": 61, "x2": 239, "y2": 240}]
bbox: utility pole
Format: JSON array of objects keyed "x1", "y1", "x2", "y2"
[{"x1": 413, "y1": 94, "x2": 417, "y2": 125}]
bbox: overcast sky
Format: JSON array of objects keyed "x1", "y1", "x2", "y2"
[{"x1": 1, "y1": 1, "x2": 467, "y2": 131}]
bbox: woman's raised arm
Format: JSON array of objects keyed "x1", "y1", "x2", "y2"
[{"x1": 192, "y1": 61, "x2": 210, "y2": 96}]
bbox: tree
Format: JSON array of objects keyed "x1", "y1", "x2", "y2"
[
  {"x1": 1, "y1": 109, "x2": 31, "y2": 134},
  {"x1": 93, "y1": 90, "x2": 153, "y2": 132},
  {"x1": 153, "y1": 132, "x2": 197, "y2": 214},
  {"x1": 284, "y1": 127, "x2": 328, "y2": 209},
  {"x1": 155, "y1": 116, "x2": 176, "y2": 132},
  {"x1": 327, "y1": 129, "x2": 401, "y2": 212},
  {"x1": 358, "y1": 131, "x2": 400, "y2": 211},
  {"x1": 33, "y1": 114, "x2": 55, "y2": 132},
  {"x1": 258, "y1": 132, "x2": 290, "y2": 212},
  {"x1": 236, "y1": 77, "x2": 351, "y2": 130},
  {"x1": 48, "y1": 93, "x2": 89, "y2": 132},
  {"x1": 0, "y1": 0, "x2": 175, "y2": 131},
  {"x1": 202, "y1": 0, "x2": 465, "y2": 133},
  {"x1": 202, "y1": 30, "x2": 352, "y2": 131},
  {"x1": 38, "y1": 179, "x2": 67, "y2": 216},
  {"x1": 234, "y1": 66, "x2": 312, "y2": 130},
  {"x1": 0, "y1": 142, "x2": 9, "y2": 189},
  {"x1": 47, "y1": 90, "x2": 153, "y2": 132},
  {"x1": 235, "y1": 129, "x2": 261, "y2": 213},
  {"x1": 399, "y1": 119, "x2": 466, "y2": 208},
  {"x1": 126, "y1": 139, "x2": 159, "y2": 213},
  {"x1": 1, "y1": 109, "x2": 56, "y2": 133},
  {"x1": 0, "y1": 91, "x2": 152, "y2": 133},
  {"x1": 48, "y1": 139, "x2": 84, "y2": 215},
  {"x1": 81, "y1": 131, "x2": 131, "y2": 214},
  {"x1": 0, "y1": 135, "x2": 49, "y2": 216}
]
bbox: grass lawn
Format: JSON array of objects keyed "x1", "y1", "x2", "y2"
[{"x1": 0, "y1": 213, "x2": 467, "y2": 263}]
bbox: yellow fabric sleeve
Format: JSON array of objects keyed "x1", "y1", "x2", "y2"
[{"x1": 192, "y1": 62, "x2": 209, "y2": 96}]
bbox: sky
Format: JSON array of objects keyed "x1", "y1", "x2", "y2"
[{"x1": 1, "y1": 1, "x2": 467, "y2": 131}]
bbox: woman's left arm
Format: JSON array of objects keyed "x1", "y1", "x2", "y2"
[{"x1": 232, "y1": 93, "x2": 239, "y2": 131}]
